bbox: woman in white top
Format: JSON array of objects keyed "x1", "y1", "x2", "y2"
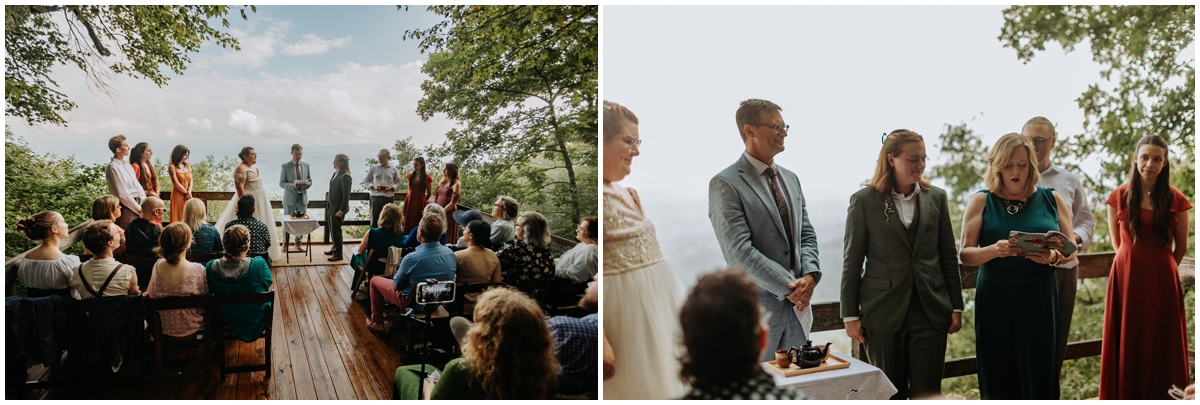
[
  {"x1": 15, "y1": 211, "x2": 80, "y2": 298},
  {"x1": 71, "y1": 220, "x2": 140, "y2": 298}
]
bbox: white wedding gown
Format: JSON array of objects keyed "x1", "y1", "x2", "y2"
[
  {"x1": 214, "y1": 168, "x2": 283, "y2": 261},
  {"x1": 603, "y1": 186, "x2": 687, "y2": 399}
]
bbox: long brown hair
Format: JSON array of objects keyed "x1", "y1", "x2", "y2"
[
  {"x1": 170, "y1": 144, "x2": 190, "y2": 170},
  {"x1": 462, "y1": 287, "x2": 558, "y2": 399},
  {"x1": 869, "y1": 129, "x2": 931, "y2": 194},
  {"x1": 439, "y1": 162, "x2": 459, "y2": 188},
  {"x1": 130, "y1": 142, "x2": 159, "y2": 192},
  {"x1": 1124, "y1": 135, "x2": 1174, "y2": 247},
  {"x1": 411, "y1": 156, "x2": 428, "y2": 192},
  {"x1": 155, "y1": 222, "x2": 192, "y2": 265}
]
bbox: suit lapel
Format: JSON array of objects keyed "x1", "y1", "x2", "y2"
[
  {"x1": 912, "y1": 189, "x2": 932, "y2": 254},
  {"x1": 779, "y1": 166, "x2": 803, "y2": 248},
  {"x1": 736, "y1": 156, "x2": 788, "y2": 240},
  {"x1": 877, "y1": 192, "x2": 913, "y2": 252}
]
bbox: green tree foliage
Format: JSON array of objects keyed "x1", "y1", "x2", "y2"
[
  {"x1": 5, "y1": 5, "x2": 252, "y2": 126},
  {"x1": 4, "y1": 127, "x2": 107, "y2": 256},
  {"x1": 402, "y1": 5, "x2": 598, "y2": 237},
  {"x1": 999, "y1": 5, "x2": 1195, "y2": 210}
]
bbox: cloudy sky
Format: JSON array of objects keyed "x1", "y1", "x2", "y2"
[
  {"x1": 6, "y1": 6, "x2": 457, "y2": 197},
  {"x1": 603, "y1": 5, "x2": 1195, "y2": 302}
]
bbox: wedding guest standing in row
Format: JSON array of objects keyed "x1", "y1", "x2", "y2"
[
  {"x1": 1021, "y1": 116, "x2": 1095, "y2": 383},
  {"x1": 167, "y1": 145, "x2": 193, "y2": 224},
  {"x1": 434, "y1": 162, "x2": 462, "y2": 242},
  {"x1": 326, "y1": 154, "x2": 353, "y2": 261},
  {"x1": 363, "y1": 149, "x2": 402, "y2": 228},
  {"x1": 105, "y1": 135, "x2": 146, "y2": 229},
  {"x1": 959, "y1": 133, "x2": 1076, "y2": 400},
  {"x1": 403, "y1": 157, "x2": 434, "y2": 233},
  {"x1": 1100, "y1": 135, "x2": 1192, "y2": 400},
  {"x1": 15, "y1": 211, "x2": 81, "y2": 298},
  {"x1": 130, "y1": 142, "x2": 160, "y2": 198},
  {"x1": 840, "y1": 129, "x2": 963, "y2": 399}
]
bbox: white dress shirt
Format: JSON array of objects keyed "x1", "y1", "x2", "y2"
[
  {"x1": 362, "y1": 164, "x2": 402, "y2": 198},
  {"x1": 106, "y1": 157, "x2": 146, "y2": 214},
  {"x1": 891, "y1": 184, "x2": 919, "y2": 229},
  {"x1": 1038, "y1": 163, "x2": 1096, "y2": 268}
]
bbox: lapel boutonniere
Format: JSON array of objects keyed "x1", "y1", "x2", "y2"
[{"x1": 883, "y1": 199, "x2": 896, "y2": 222}]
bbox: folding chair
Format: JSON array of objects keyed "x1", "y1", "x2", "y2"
[{"x1": 212, "y1": 291, "x2": 275, "y2": 381}]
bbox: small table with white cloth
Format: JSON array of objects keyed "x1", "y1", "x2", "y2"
[
  {"x1": 280, "y1": 216, "x2": 319, "y2": 263},
  {"x1": 762, "y1": 352, "x2": 898, "y2": 400}
]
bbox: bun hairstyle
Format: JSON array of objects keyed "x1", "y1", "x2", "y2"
[
  {"x1": 603, "y1": 100, "x2": 639, "y2": 144},
  {"x1": 238, "y1": 146, "x2": 255, "y2": 163},
  {"x1": 16, "y1": 211, "x2": 58, "y2": 241},
  {"x1": 154, "y1": 222, "x2": 193, "y2": 264},
  {"x1": 466, "y1": 220, "x2": 492, "y2": 250},
  {"x1": 222, "y1": 225, "x2": 251, "y2": 261}
]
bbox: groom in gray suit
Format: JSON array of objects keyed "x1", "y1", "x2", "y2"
[
  {"x1": 709, "y1": 99, "x2": 820, "y2": 361},
  {"x1": 280, "y1": 143, "x2": 312, "y2": 251}
]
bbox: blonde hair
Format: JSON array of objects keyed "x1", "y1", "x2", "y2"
[
  {"x1": 463, "y1": 287, "x2": 558, "y2": 399},
  {"x1": 377, "y1": 204, "x2": 404, "y2": 234},
  {"x1": 603, "y1": 100, "x2": 639, "y2": 144},
  {"x1": 16, "y1": 211, "x2": 59, "y2": 241},
  {"x1": 869, "y1": 129, "x2": 931, "y2": 194},
  {"x1": 155, "y1": 222, "x2": 193, "y2": 265},
  {"x1": 984, "y1": 133, "x2": 1040, "y2": 196},
  {"x1": 92, "y1": 195, "x2": 121, "y2": 221},
  {"x1": 182, "y1": 198, "x2": 208, "y2": 233}
]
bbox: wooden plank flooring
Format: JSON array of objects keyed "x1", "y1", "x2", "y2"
[{"x1": 41, "y1": 251, "x2": 407, "y2": 400}]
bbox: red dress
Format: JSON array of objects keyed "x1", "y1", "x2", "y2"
[
  {"x1": 1099, "y1": 185, "x2": 1192, "y2": 399},
  {"x1": 402, "y1": 173, "x2": 433, "y2": 233},
  {"x1": 433, "y1": 184, "x2": 461, "y2": 242}
]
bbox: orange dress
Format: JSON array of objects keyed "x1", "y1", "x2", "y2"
[{"x1": 169, "y1": 165, "x2": 192, "y2": 224}]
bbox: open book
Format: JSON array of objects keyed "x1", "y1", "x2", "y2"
[{"x1": 1009, "y1": 230, "x2": 1078, "y2": 256}]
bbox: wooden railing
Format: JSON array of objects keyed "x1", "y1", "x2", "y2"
[{"x1": 808, "y1": 252, "x2": 1196, "y2": 379}]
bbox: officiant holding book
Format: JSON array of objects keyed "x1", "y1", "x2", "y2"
[{"x1": 281, "y1": 143, "x2": 313, "y2": 252}]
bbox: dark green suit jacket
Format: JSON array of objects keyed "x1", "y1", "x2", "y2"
[
  {"x1": 327, "y1": 172, "x2": 352, "y2": 215},
  {"x1": 840, "y1": 185, "x2": 964, "y2": 333}
]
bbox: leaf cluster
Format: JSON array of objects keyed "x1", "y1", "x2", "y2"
[{"x1": 5, "y1": 5, "x2": 253, "y2": 126}]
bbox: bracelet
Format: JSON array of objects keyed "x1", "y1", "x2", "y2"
[{"x1": 1049, "y1": 250, "x2": 1062, "y2": 266}]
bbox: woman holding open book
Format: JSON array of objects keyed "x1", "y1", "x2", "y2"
[
  {"x1": 1099, "y1": 135, "x2": 1191, "y2": 400},
  {"x1": 958, "y1": 133, "x2": 1076, "y2": 400}
]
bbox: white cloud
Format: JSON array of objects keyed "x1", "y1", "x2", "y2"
[
  {"x1": 187, "y1": 118, "x2": 213, "y2": 131},
  {"x1": 282, "y1": 34, "x2": 353, "y2": 56},
  {"x1": 227, "y1": 109, "x2": 299, "y2": 138}
]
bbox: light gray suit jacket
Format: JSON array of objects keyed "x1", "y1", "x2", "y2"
[
  {"x1": 709, "y1": 154, "x2": 821, "y2": 357},
  {"x1": 280, "y1": 160, "x2": 312, "y2": 208}
]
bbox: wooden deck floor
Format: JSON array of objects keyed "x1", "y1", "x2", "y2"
[{"x1": 41, "y1": 254, "x2": 410, "y2": 400}]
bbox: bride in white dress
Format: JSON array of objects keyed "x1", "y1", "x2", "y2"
[
  {"x1": 214, "y1": 147, "x2": 283, "y2": 261},
  {"x1": 602, "y1": 101, "x2": 686, "y2": 399}
]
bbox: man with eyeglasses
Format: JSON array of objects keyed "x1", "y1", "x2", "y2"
[
  {"x1": 708, "y1": 98, "x2": 821, "y2": 361},
  {"x1": 125, "y1": 196, "x2": 166, "y2": 257},
  {"x1": 1021, "y1": 116, "x2": 1095, "y2": 384}
]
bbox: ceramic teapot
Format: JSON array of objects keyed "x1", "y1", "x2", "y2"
[{"x1": 796, "y1": 340, "x2": 831, "y2": 368}]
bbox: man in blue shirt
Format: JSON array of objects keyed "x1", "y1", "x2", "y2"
[
  {"x1": 547, "y1": 277, "x2": 598, "y2": 398},
  {"x1": 368, "y1": 211, "x2": 455, "y2": 334}
]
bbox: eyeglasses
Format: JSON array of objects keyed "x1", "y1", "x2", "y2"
[
  {"x1": 515, "y1": 222, "x2": 525, "y2": 228},
  {"x1": 1030, "y1": 137, "x2": 1053, "y2": 145},
  {"x1": 751, "y1": 123, "x2": 790, "y2": 135},
  {"x1": 620, "y1": 134, "x2": 642, "y2": 149}
]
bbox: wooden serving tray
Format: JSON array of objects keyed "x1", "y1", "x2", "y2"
[
  {"x1": 288, "y1": 214, "x2": 310, "y2": 219},
  {"x1": 763, "y1": 352, "x2": 851, "y2": 377}
]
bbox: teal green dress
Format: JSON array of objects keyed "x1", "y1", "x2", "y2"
[
  {"x1": 350, "y1": 228, "x2": 407, "y2": 269},
  {"x1": 974, "y1": 187, "x2": 1060, "y2": 399},
  {"x1": 205, "y1": 257, "x2": 274, "y2": 342},
  {"x1": 395, "y1": 358, "x2": 488, "y2": 400}
]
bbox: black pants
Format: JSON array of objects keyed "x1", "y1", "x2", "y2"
[
  {"x1": 369, "y1": 196, "x2": 392, "y2": 228},
  {"x1": 329, "y1": 212, "x2": 344, "y2": 255}
]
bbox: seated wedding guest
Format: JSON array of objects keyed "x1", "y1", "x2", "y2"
[
  {"x1": 489, "y1": 196, "x2": 519, "y2": 247},
  {"x1": 225, "y1": 194, "x2": 271, "y2": 257},
  {"x1": 85, "y1": 195, "x2": 124, "y2": 255},
  {"x1": 366, "y1": 212, "x2": 456, "y2": 334},
  {"x1": 401, "y1": 203, "x2": 448, "y2": 248},
  {"x1": 205, "y1": 225, "x2": 273, "y2": 342},
  {"x1": 15, "y1": 211, "x2": 81, "y2": 298},
  {"x1": 455, "y1": 220, "x2": 501, "y2": 284},
  {"x1": 145, "y1": 223, "x2": 208, "y2": 337},
  {"x1": 679, "y1": 268, "x2": 809, "y2": 399},
  {"x1": 555, "y1": 217, "x2": 598, "y2": 284},
  {"x1": 351, "y1": 204, "x2": 407, "y2": 270},
  {"x1": 105, "y1": 135, "x2": 146, "y2": 229},
  {"x1": 547, "y1": 277, "x2": 599, "y2": 397},
  {"x1": 960, "y1": 133, "x2": 1076, "y2": 400},
  {"x1": 452, "y1": 209, "x2": 486, "y2": 249},
  {"x1": 71, "y1": 220, "x2": 140, "y2": 298},
  {"x1": 396, "y1": 287, "x2": 557, "y2": 399},
  {"x1": 125, "y1": 196, "x2": 166, "y2": 257},
  {"x1": 496, "y1": 211, "x2": 555, "y2": 284},
  {"x1": 183, "y1": 198, "x2": 221, "y2": 253},
  {"x1": 129, "y1": 142, "x2": 160, "y2": 198}
]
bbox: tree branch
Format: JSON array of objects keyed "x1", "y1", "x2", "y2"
[{"x1": 69, "y1": 7, "x2": 111, "y2": 56}]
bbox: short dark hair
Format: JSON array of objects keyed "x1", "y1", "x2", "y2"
[
  {"x1": 582, "y1": 217, "x2": 598, "y2": 240},
  {"x1": 466, "y1": 220, "x2": 492, "y2": 250},
  {"x1": 734, "y1": 99, "x2": 782, "y2": 142},
  {"x1": 108, "y1": 135, "x2": 126, "y2": 153},
  {"x1": 291, "y1": 143, "x2": 303, "y2": 152},
  {"x1": 82, "y1": 220, "x2": 117, "y2": 254},
  {"x1": 236, "y1": 194, "x2": 256, "y2": 218},
  {"x1": 679, "y1": 268, "x2": 763, "y2": 388}
]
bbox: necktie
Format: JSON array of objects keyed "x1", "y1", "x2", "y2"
[
  {"x1": 295, "y1": 163, "x2": 303, "y2": 195},
  {"x1": 764, "y1": 167, "x2": 795, "y2": 271}
]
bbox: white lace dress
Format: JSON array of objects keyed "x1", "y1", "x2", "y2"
[
  {"x1": 214, "y1": 168, "x2": 282, "y2": 261},
  {"x1": 603, "y1": 186, "x2": 687, "y2": 399}
]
